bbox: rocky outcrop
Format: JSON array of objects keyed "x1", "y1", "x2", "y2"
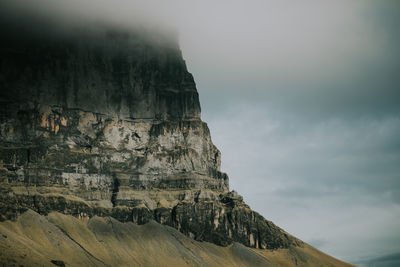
[{"x1": 0, "y1": 13, "x2": 299, "y2": 250}]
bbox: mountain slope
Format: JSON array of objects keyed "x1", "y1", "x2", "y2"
[{"x1": 0, "y1": 210, "x2": 354, "y2": 267}]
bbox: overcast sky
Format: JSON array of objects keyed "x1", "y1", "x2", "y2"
[
  {"x1": 3, "y1": 0, "x2": 400, "y2": 265},
  {"x1": 177, "y1": 2, "x2": 400, "y2": 265}
]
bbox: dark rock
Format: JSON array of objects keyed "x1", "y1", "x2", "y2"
[{"x1": 51, "y1": 260, "x2": 65, "y2": 267}]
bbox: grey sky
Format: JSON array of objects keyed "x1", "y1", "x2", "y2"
[
  {"x1": 180, "y1": 1, "x2": 400, "y2": 265},
  {"x1": 2, "y1": 0, "x2": 400, "y2": 265}
]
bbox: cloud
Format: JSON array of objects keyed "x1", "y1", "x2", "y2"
[
  {"x1": 205, "y1": 105, "x2": 400, "y2": 263},
  {"x1": 356, "y1": 252, "x2": 400, "y2": 267},
  {"x1": 186, "y1": 1, "x2": 400, "y2": 120},
  {"x1": 188, "y1": 4, "x2": 400, "y2": 263}
]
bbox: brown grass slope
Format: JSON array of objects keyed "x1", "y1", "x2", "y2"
[{"x1": 0, "y1": 210, "x2": 354, "y2": 267}]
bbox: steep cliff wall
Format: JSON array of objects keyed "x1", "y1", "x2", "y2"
[{"x1": 0, "y1": 15, "x2": 298, "y2": 250}]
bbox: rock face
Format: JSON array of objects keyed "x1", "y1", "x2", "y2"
[{"x1": 0, "y1": 15, "x2": 299, "y2": 249}]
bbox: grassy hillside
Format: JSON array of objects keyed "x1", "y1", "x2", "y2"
[{"x1": 0, "y1": 210, "x2": 354, "y2": 267}]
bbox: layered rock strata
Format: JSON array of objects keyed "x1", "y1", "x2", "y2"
[{"x1": 0, "y1": 16, "x2": 299, "y2": 249}]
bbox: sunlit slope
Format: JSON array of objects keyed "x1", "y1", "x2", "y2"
[{"x1": 0, "y1": 210, "x2": 354, "y2": 267}]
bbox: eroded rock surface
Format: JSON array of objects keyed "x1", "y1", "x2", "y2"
[{"x1": 0, "y1": 16, "x2": 299, "y2": 249}]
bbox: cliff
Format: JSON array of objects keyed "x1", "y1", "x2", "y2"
[
  {"x1": 0, "y1": 16, "x2": 299, "y2": 250},
  {"x1": 0, "y1": 9, "x2": 352, "y2": 266}
]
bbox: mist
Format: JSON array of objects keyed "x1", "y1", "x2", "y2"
[{"x1": 2, "y1": 0, "x2": 400, "y2": 265}]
